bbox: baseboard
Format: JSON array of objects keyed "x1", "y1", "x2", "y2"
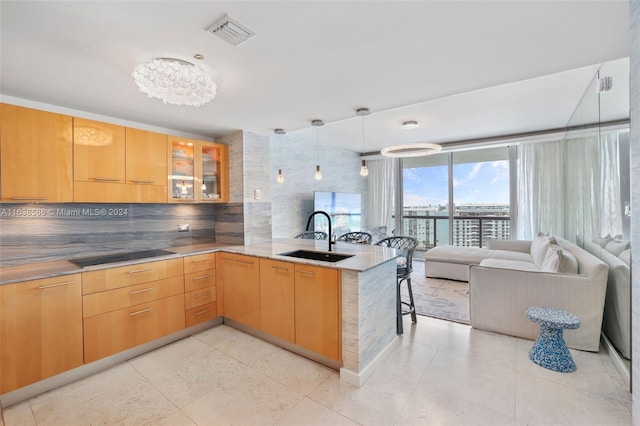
[
  {"x1": 340, "y1": 336, "x2": 399, "y2": 387},
  {"x1": 601, "y1": 332, "x2": 630, "y2": 391}
]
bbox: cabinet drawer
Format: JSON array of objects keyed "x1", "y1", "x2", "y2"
[
  {"x1": 82, "y1": 275, "x2": 184, "y2": 318},
  {"x1": 83, "y1": 294, "x2": 185, "y2": 363},
  {"x1": 184, "y1": 269, "x2": 216, "y2": 292},
  {"x1": 185, "y1": 285, "x2": 216, "y2": 310},
  {"x1": 185, "y1": 302, "x2": 218, "y2": 328},
  {"x1": 184, "y1": 253, "x2": 216, "y2": 274},
  {"x1": 82, "y1": 258, "x2": 183, "y2": 294}
]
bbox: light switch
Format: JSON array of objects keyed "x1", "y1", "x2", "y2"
[
  {"x1": 178, "y1": 224, "x2": 190, "y2": 232},
  {"x1": 254, "y1": 189, "x2": 261, "y2": 200}
]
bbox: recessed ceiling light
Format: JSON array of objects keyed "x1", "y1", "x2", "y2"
[{"x1": 402, "y1": 120, "x2": 419, "y2": 130}]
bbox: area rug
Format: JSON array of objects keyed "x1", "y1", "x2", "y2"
[{"x1": 401, "y1": 261, "x2": 470, "y2": 324}]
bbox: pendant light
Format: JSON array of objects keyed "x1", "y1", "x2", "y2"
[
  {"x1": 356, "y1": 107, "x2": 370, "y2": 177},
  {"x1": 274, "y1": 128, "x2": 286, "y2": 183},
  {"x1": 311, "y1": 119, "x2": 324, "y2": 180}
]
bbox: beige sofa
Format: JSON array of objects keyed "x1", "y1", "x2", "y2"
[{"x1": 468, "y1": 236, "x2": 608, "y2": 351}]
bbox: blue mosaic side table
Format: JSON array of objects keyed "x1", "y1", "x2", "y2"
[{"x1": 526, "y1": 306, "x2": 581, "y2": 373}]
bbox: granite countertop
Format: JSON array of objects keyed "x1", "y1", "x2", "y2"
[{"x1": 0, "y1": 239, "x2": 398, "y2": 285}]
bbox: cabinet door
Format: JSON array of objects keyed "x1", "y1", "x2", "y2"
[
  {"x1": 0, "y1": 274, "x2": 83, "y2": 393},
  {"x1": 198, "y1": 142, "x2": 229, "y2": 203},
  {"x1": 259, "y1": 259, "x2": 295, "y2": 343},
  {"x1": 168, "y1": 136, "x2": 197, "y2": 202},
  {"x1": 294, "y1": 265, "x2": 341, "y2": 361},
  {"x1": 125, "y1": 127, "x2": 167, "y2": 202},
  {"x1": 218, "y1": 253, "x2": 260, "y2": 329},
  {"x1": 73, "y1": 117, "x2": 125, "y2": 183},
  {"x1": 0, "y1": 103, "x2": 73, "y2": 202}
]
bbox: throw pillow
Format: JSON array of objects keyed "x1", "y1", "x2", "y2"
[
  {"x1": 604, "y1": 239, "x2": 629, "y2": 257},
  {"x1": 531, "y1": 234, "x2": 552, "y2": 268},
  {"x1": 593, "y1": 234, "x2": 612, "y2": 248},
  {"x1": 541, "y1": 246, "x2": 560, "y2": 272},
  {"x1": 619, "y1": 248, "x2": 631, "y2": 266},
  {"x1": 557, "y1": 249, "x2": 579, "y2": 274},
  {"x1": 541, "y1": 245, "x2": 579, "y2": 274}
]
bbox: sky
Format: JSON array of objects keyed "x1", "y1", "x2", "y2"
[{"x1": 403, "y1": 160, "x2": 510, "y2": 207}]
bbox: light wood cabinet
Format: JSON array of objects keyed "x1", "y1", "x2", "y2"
[
  {"x1": 217, "y1": 253, "x2": 260, "y2": 329},
  {"x1": 184, "y1": 252, "x2": 216, "y2": 275},
  {"x1": 259, "y1": 258, "x2": 295, "y2": 343},
  {"x1": 0, "y1": 274, "x2": 83, "y2": 394},
  {"x1": 183, "y1": 253, "x2": 219, "y2": 327},
  {"x1": 82, "y1": 258, "x2": 185, "y2": 363},
  {"x1": 74, "y1": 120, "x2": 168, "y2": 203},
  {"x1": 294, "y1": 265, "x2": 341, "y2": 361},
  {"x1": 0, "y1": 103, "x2": 73, "y2": 202},
  {"x1": 168, "y1": 136, "x2": 229, "y2": 203},
  {"x1": 185, "y1": 302, "x2": 217, "y2": 328}
]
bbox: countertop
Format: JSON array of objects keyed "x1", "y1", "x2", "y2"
[{"x1": 0, "y1": 239, "x2": 398, "y2": 285}]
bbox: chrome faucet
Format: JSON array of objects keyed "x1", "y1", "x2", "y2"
[{"x1": 305, "y1": 210, "x2": 333, "y2": 251}]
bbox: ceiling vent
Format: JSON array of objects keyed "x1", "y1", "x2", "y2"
[{"x1": 206, "y1": 14, "x2": 255, "y2": 46}]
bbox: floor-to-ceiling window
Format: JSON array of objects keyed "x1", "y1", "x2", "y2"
[{"x1": 400, "y1": 146, "x2": 512, "y2": 252}]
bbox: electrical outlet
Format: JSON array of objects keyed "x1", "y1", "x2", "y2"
[
  {"x1": 254, "y1": 189, "x2": 261, "y2": 200},
  {"x1": 178, "y1": 224, "x2": 190, "y2": 232}
]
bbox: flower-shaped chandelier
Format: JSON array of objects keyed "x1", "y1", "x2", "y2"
[{"x1": 132, "y1": 58, "x2": 216, "y2": 107}]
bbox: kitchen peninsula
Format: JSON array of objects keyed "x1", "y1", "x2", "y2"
[{"x1": 0, "y1": 239, "x2": 399, "y2": 405}]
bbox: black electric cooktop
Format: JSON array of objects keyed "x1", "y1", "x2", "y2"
[{"x1": 69, "y1": 249, "x2": 176, "y2": 268}]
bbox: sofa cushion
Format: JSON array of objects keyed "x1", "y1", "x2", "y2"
[
  {"x1": 619, "y1": 248, "x2": 631, "y2": 266},
  {"x1": 479, "y1": 258, "x2": 541, "y2": 272},
  {"x1": 604, "y1": 239, "x2": 629, "y2": 257},
  {"x1": 540, "y1": 246, "x2": 579, "y2": 274},
  {"x1": 423, "y1": 245, "x2": 490, "y2": 264},
  {"x1": 487, "y1": 249, "x2": 533, "y2": 263},
  {"x1": 531, "y1": 234, "x2": 554, "y2": 268}
]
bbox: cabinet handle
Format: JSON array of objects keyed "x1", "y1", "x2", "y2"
[
  {"x1": 272, "y1": 266, "x2": 289, "y2": 272},
  {"x1": 193, "y1": 274, "x2": 211, "y2": 280},
  {"x1": 93, "y1": 177, "x2": 121, "y2": 182},
  {"x1": 131, "y1": 179, "x2": 155, "y2": 184},
  {"x1": 296, "y1": 270, "x2": 315, "y2": 276},
  {"x1": 129, "y1": 307, "x2": 153, "y2": 316},
  {"x1": 191, "y1": 258, "x2": 209, "y2": 263},
  {"x1": 128, "y1": 287, "x2": 153, "y2": 295},
  {"x1": 127, "y1": 268, "x2": 152, "y2": 274},
  {"x1": 193, "y1": 291, "x2": 211, "y2": 299},
  {"x1": 38, "y1": 281, "x2": 74, "y2": 289},
  {"x1": 225, "y1": 258, "x2": 254, "y2": 265},
  {"x1": 11, "y1": 197, "x2": 48, "y2": 201},
  {"x1": 194, "y1": 308, "x2": 212, "y2": 316}
]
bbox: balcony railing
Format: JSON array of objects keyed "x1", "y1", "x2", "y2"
[{"x1": 398, "y1": 214, "x2": 510, "y2": 252}]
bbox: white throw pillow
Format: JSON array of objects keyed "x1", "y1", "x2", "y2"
[
  {"x1": 593, "y1": 234, "x2": 612, "y2": 248},
  {"x1": 605, "y1": 239, "x2": 630, "y2": 257},
  {"x1": 541, "y1": 246, "x2": 560, "y2": 272},
  {"x1": 619, "y1": 248, "x2": 631, "y2": 266},
  {"x1": 541, "y1": 246, "x2": 578, "y2": 274},
  {"x1": 531, "y1": 234, "x2": 552, "y2": 268}
]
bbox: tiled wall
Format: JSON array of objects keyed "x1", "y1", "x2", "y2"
[
  {"x1": 630, "y1": 0, "x2": 639, "y2": 420},
  {"x1": 270, "y1": 132, "x2": 368, "y2": 239},
  {"x1": 0, "y1": 203, "x2": 218, "y2": 266}
]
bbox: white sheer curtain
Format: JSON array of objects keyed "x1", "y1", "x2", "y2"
[
  {"x1": 599, "y1": 132, "x2": 623, "y2": 237},
  {"x1": 517, "y1": 141, "x2": 565, "y2": 240},
  {"x1": 366, "y1": 159, "x2": 396, "y2": 235}
]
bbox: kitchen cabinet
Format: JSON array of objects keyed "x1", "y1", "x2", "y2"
[
  {"x1": 82, "y1": 258, "x2": 185, "y2": 363},
  {"x1": 294, "y1": 264, "x2": 341, "y2": 361},
  {"x1": 259, "y1": 258, "x2": 295, "y2": 343},
  {"x1": 168, "y1": 136, "x2": 229, "y2": 203},
  {"x1": 183, "y1": 253, "x2": 218, "y2": 326},
  {"x1": 0, "y1": 103, "x2": 74, "y2": 202},
  {"x1": 0, "y1": 274, "x2": 83, "y2": 394},
  {"x1": 74, "y1": 119, "x2": 167, "y2": 203},
  {"x1": 217, "y1": 253, "x2": 260, "y2": 329}
]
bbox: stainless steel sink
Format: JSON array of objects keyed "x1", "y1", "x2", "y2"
[{"x1": 278, "y1": 249, "x2": 354, "y2": 263}]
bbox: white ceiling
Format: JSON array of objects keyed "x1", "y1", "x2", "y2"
[{"x1": 0, "y1": 1, "x2": 630, "y2": 153}]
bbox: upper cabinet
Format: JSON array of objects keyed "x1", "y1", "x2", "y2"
[
  {"x1": 168, "y1": 136, "x2": 229, "y2": 203},
  {"x1": 73, "y1": 119, "x2": 167, "y2": 203},
  {"x1": 0, "y1": 104, "x2": 74, "y2": 202}
]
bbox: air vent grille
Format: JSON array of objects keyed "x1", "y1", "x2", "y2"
[{"x1": 206, "y1": 14, "x2": 255, "y2": 46}]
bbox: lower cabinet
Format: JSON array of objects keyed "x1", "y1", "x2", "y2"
[
  {"x1": 183, "y1": 253, "x2": 218, "y2": 327},
  {"x1": 218, "y1": 253, "x2": 261, "y2": 329},
  {"x1": 259, "y1": 258, "x2": 295, "y2": 343},
  {"x1": 294, "y1": 264, "x2": 341, "y2": 361},
  {"x1": 0, "y1": 274, "x2": 83, "y2": 394},
  {"x1": 81, "y1": 258, "x2": 185, "y2": 363}
]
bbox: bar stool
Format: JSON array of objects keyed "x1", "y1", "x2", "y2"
[{"x1": 376, "y1": 236, "x2": 419, "y2": 334}]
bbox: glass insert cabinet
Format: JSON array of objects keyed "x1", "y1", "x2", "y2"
[{"x1": 168, "y1": 136, "x2": 229, "y2": 203}]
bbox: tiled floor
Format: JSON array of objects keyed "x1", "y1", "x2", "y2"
[{"x1": 2, "y1": 316, "x2": 631, "y2": 426}]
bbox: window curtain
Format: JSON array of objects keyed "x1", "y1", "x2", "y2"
[
  {"x1": 517, "y1": 140, "x2": 565, "y2": 240},
  {"x1": 366, "y1": 159, "x2": 396, "y2": 235}
]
